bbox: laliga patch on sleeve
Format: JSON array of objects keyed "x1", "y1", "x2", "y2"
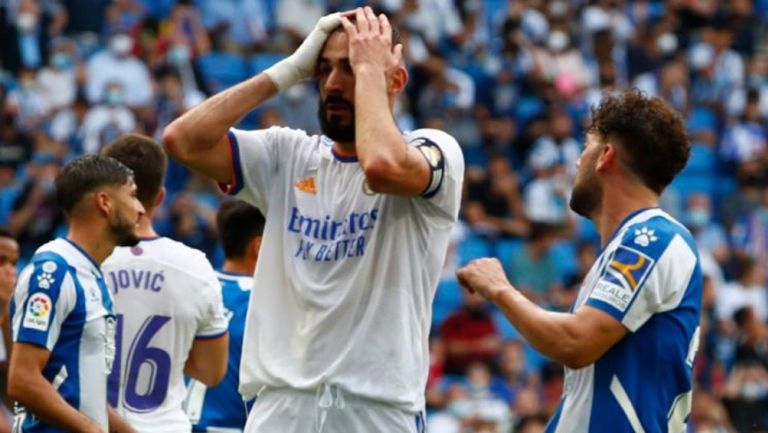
[
  {"x1": 23, "y1": 292, "x2": 53, "y2": 331},
  {"x1": 589, "y1": 245, "x2": 655, "y2": 312}
]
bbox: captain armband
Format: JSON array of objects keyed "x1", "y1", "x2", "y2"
[{"x1": 413, "y1": 137, "x2": 446, "y2": 198}]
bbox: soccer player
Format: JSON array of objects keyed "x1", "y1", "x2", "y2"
[
  {"x1": 163, "y1": 7, "x2": 464, "y2": 433},
  {"x1": 8, "y1": 155, "x2": 142, "y2": 433},
  {"x1": 186, "y1": 200, "x2": 265, "y2": 432},
  {"x1": 458, "y1": 91, "x2": 701, "y2": 433},
  {"x1": 101, "y1": 134, "x2": 229, "y2": 433},
  {"x1": 0, "y1": 229, "x2": 18, "y2": 433}
]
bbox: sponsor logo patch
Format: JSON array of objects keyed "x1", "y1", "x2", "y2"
[
  {"x1": 294, "y1": 176, "x2": 317, "y2": 195},
  {"x1": 23, "y1": 293, "x2": 52, "y2": 331},
  {"x1": 590, "y1": 245, "x2": 654, "y2": 312}
]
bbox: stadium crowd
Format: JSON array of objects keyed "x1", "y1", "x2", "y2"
[{"x1": 1, "y1": 0, "x2": 768, "y2": 432}]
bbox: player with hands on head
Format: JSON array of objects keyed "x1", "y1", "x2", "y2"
[
  {"x1": 458, "y1": 90, "x2": 701, "y2": 433},
  {"x1": 164, "y1": 6, "x2": 464, "y2": 433},
  {"x1": 8, "y1": 155, "x2": 142, "y2": 433}
]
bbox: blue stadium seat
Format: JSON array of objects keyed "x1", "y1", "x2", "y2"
[
  {"x1": 670, "y1": 173, "x2": 717, "y2": 200},
  {"x1": 250, "y1": 53, "x2": 286, "y2": 75},
  {"x1": 494, "y1": 238, "x2": 524, "y2": 267},
  {"x1": 682, "y1": 143, "x2": 717, "y2": 175},
  {"x1": 433, "y1": 278, "x2": 463, "y2": 313},
  {"x1": 457, "y1": 235, "x2": 491, "y2": 265},
  {"x1": 196, "y1": 52, "x2": 248, "y2": 93},
  {"x1": 550, "y1": 240, "x2": 577, "y2": 279}
]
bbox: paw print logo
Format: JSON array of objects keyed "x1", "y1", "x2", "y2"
[
  {"x1": 36, "y1": 272, "x2": 55, "y2": 289},
  {"x1": 634, "y1": 227, "x2": 658, "y2": 247}
]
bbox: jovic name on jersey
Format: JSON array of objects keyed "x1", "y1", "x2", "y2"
[
  {"x1": 220, "y1": 126, "x2": 464, "y2": 413},
  {"x1": 185, "y1": 271, "x2": 253, "y2": 432},
  {"x1": 103, "y1": 237, "x2": 228, "y2": 433},
  {"x1": 11, "y1": 238, "x2": 116, "y2": 432},
  {"x1": 546, "y1": 208, "x2": 703, "y2": 433}
]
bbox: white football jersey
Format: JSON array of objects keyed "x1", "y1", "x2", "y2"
[
  {"x1": 221, "y1": 127, "x2": 464, "y2": 412},
  {"x1": 103, "y1": 237, "x2": 228, "y2": 433}
]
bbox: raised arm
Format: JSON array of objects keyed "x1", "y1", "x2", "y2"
[
  {"x1": 340, "y1": 8, "x2": 432, "y2": 196},
  {"x1": 162, "y1": 13, "x2": 342, "y2": 183},
  {"x1": 458, "y1": 258, "x2": 627, "y2": 369}
]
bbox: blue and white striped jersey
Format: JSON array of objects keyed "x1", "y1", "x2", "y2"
[
  {"x1": 11, "y1": 238, "x2": 116, "y2": 433},
  {"x1": 546, "y1": 208, "x2": 703, "y2": 433},
  {"x1": 186, "y1": 271, "x2": 253, "y2": 432}
]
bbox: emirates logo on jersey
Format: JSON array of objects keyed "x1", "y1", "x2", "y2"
[{"x1": 295, "y1": 176, "x2": 317, "y2": 195}]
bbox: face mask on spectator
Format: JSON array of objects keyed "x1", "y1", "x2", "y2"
[
  {"x1": 687, "y1": 208, "x2": 711, "y2": 228},
  {"x1": 168, "y1": 44, "x2": 191, "y2": 65},
  {"x1": 657, "y1": 33, "x2": 678, "y2": 56},
  {"x1": 547, "y1": 31, "x2": 569, "y2": 52},
  {"x1": 109, "y1": 35, "x2": 133, "y2": 57},
  {"x1": 16, "y1": 12, "x2": 37, "y2": 32},
  {"x1": 50, "y1": 52, "x2": 73, "y2": 70},
  {"x1": 106, "y1": 88, "x2": 124, "y2": 106}
]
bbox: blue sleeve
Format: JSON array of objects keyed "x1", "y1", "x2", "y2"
[{"x1": 13, "y1": 253, "x2": 72, "y2": 350}]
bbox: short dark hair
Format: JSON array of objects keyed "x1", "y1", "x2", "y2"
[
  {"x1": 588, "y1": 90, "x2": 690, "y2": 194},
  {"x1": 102, "y1": 134, "x2": 167, "y2": 208},
  {"x1": 216, "y1": 200, "x2": 265, "y2": 259},
  {"x1": 55, "y1": 155, "x2": 134, "y2": 216},
  {"x1": 0, "y1": 228, "x2": 14, "y2": 240}
]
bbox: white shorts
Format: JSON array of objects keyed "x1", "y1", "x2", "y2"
[{"x1": 243, "y1": 386, "x2": 426, "y2": 433}]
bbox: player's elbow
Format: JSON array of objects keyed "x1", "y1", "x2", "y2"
[
  {"x1": 161, "y1": 123, "x2": 187, "y2": 163},
  {"x1": 556, "y1": 345, "x2": 598, "y2": 370},
  {"x1": 361, "y1": 159, "x2": 397, "y2": 193},
  {"x1": 7, "y1": 371, "x2": 35, "y2": 404}
]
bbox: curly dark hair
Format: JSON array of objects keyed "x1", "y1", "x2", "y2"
[{"x1": 588, "y1": 90, "x2": 690, "y2": 194}]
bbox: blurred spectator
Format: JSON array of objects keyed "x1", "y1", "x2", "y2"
[
  {"x1": 689, "y1": 390, "x2": 737, "y2": 433},
  {"x1": 720, "y1": 89, "x2": 767, "y2": 165},
  {"x1": 86, "y1": 30, "x2": 153, "y2": 108},
  {"x1": 8, "y1": 152, "x2": 62, "y2": 259},
  {"x1": 154, "y1": 0, "x2": 210, "y2": 66},
  {"x1": 685, "y1": 193, "x2": 731, "y2": 267},
  {"x1": 464, "y1": 155, "x2": 529, "y2": 238},
  {"x1": 163, "y1": 191, "x2": 217, "y2": 262},
  {"x1": 0, "y1": 0, "x2": 57, "y2": 73},
  {"x1": 506, "y1": 222, "x2": 562, "y2": 305},
  {"x1": 103, "y1": 0, "x2": 144, "y2": 36},
  {"x1": 5, "y1": 67, "x2": 51, "y2": 131},
  {"x1": 199, "y1": 0, "x2": 272, "y2": 50},
  {"x1": 526, "y1": 110, "x2": 581, "y2": 181},
  {"x1": 440, "y1": 287, "x2": 501, "y2": 375},
  {"x1": 0, "y1": 113, "x2": 32, "y2": 168},
  {"x1": 722, "y1": 305, "x2": 768, "y2": 432},
  {"x1": 80, "y1": 82, "x2": 137, "y2": 154},
  {"x1": 152, "y1": 65, "x2": 204, "y2": 137},
  {"x1": 493, "y1": 340, "x2": 537, "y2": 406},
  {"x1": 514, "y1": 414, "x2": 549, "y2": 433},
  {"x1": 716, "y1": 254, "x2": 768, "y2": 325},
  {"x1": 730, "y1": 187, "x2": 768, "y2": 271},
  {"x1": 48, "y1": 93, "x2": 89, "y2": 154},
  {"x1": 35, "y1": 37, "x2": 77, "y2": 110}
]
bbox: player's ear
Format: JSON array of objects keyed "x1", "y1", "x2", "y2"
[
  {"x1": 595, "y1": 142, "x2": 616, "y2": 173},
  {"x1": 93, "y1": 189, "x2": 113, "y2": 216},
  {"x1": 249, "y1": 236, "x2": 262, "y2": 260},
  {"x1": 154, "y1": 187, "x2": 166, "y2": 208},
  {"x1": 389, "y1": 66, "x2": 408, "y2": 95}
]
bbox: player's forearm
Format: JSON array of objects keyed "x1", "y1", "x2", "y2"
[
  {"x1": 353, "y1": 69, "x2": 409, "y2": 184},
  {"x1": 164, "y1": 74, "x2": 278, "y2": 157},
  {"x1": 107, "y1": 406, "x2": 137, "y2": 433},
  {"x1": 491, "y1": 288, "x2": 586, "y2": 368},
  {"x1": 8, "y1": 372, "x2": 103, "y2": 433}
]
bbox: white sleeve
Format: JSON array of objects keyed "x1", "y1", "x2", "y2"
[
  {"x1": 405, "y1": 128, "x2": 465, "y2": 219},
  {"x1": 218, "y1": 126, "x2": 307, "y2": 212},
  {"x1": 189, "y1": 257, "x2": 229, "y2": 339},
  {"x1": 12, "y1": 259, "x2": 77, "y2": 351}
]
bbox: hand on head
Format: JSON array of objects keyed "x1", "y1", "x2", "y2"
[{"x1": 339, "y1": 7, "x2": 403, "y2": 75}]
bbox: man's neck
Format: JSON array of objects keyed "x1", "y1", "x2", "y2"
[
  {"x1": 135, "y1": 212, "x2": 158, "y2": 239},
  {"x1": 333, "y1": 141, "x2": 356, "y2": 156},
  {"x1": 66, "y1": 223, "x2": 114, "y2": 266},
  {"x1": 592, "y1": 182, "x2": 659, "y2": 246},
  {"x1": 221, "y1": 257, "x2": 255, "y2": 276}
]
